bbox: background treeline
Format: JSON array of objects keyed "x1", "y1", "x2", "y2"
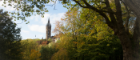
[{"x1": 21, "y1": 8, "x2": 123, "y2": 60}]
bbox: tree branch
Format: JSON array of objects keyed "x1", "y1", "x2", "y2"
[
  {"x1": 73, "y1": 0, "x2": 88, "y2": 8},
  {"x1": 104, "y1": 0, "x2": 118, "y2": 32},
  {"x1": 114, "y1": 0, "x2": 125, "y2": 35},
  {"x1": 80, "y1": 0, "x2": 114, "y2": 29},
  {"x1": 115, "y1": 0, "x2": 122, "y2": 22}
]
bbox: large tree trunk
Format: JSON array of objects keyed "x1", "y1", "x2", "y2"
[
  {"x1": 117, "y1": 33, "x2": 136, "y2": 60},
  {"x1": 117, "y1": 23, "x2": 139, "y2": 60},
  {"x1": 115, "y1": 23, "x2": 133, "y2": 60},
  {"x1": 119, "y1": 16, "x2": 140, "y2": 60},
  {"x1": 132, "y1": 16, "x2": 140, "y2": 60},
  {"x1": 122, "y1": 0, "x2": 140, "y2": 60}
]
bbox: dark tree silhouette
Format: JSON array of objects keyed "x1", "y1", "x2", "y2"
[{"x1": 0, "y1": 9, "x2": 22, "y2": 60}]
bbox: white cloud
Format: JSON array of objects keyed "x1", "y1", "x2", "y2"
[
  {"x1": 28, "y1": 25, "x2": 45, "y2": 33},
  {"x1": 38, "y1": 35, "x2": 43, "y2": 37},
  {"x1": 51, "y1": 12, "x2": 65, "y2": 22},
  {"x1": 22, "y1": 30, "x2": 30, "y2": 33}
]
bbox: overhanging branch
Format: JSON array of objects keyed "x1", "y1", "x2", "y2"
[
  {"x1": 73, "y1": 0, "x2": 88, "y2": 8},
  {"x1": 81, "y1": 0, "x2": 114, "y2": 29}
]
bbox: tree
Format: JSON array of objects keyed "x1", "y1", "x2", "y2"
[
  {"x1": 0, "y1": 9, "x2": 22, "y2": 60},
  {"x1": 40, "y1": 45, "x2": 57, "y2": 60}
]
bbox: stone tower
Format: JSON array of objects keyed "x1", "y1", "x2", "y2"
[{"x1": 46, "y1": 18, "x2": 51, "y2": 40}]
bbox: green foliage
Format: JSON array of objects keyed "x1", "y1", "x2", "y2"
[
  {"x1": 51, "y1": 48, "x2": 69, "y2": 60},
  {"x1": 21, "y1": 39, "x2": 40, "y2": 60},
  {"x1": 40, "y1": 45, "x2": 58, "y2": 60},
  {"x1": 0, "y1": 9, "x2": 23, "y2": 60},
  {"x1": 48, "y1": 38, "x2": 52, "y2": 42}
]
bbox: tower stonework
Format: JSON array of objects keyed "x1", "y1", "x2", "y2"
[{"x1": 46, "y1": 18, "x2": 51, "y2": 40}]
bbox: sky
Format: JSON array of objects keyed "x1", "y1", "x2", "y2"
[{"x1": 0, "y1": 1, "x2": 68, "y2": 39}]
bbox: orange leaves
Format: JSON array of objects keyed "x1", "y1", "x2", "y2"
[
  {"x1": 41, "y1": 41, "x2": 48, "y2": 45},
  {"x1": 53, "y1": 21, "x2": 63, "y2": 34},
  {"x1": 73, "y1": 41, "x2": 78, "y2": 44}
]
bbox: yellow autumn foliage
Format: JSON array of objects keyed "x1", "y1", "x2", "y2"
[{"x1": 30, "y1": 49, "x2": 41, "y2": 60}]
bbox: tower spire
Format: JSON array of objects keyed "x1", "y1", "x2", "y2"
[
  {"x1": 48, "y1": 18, "x2": 50, "y2": 24},
  {"x1": 46, "y1": 18, "x2": 51, "y2": 40},
  {"x1": 46, "y1": 18, "x2": 51, "y2": 26}
]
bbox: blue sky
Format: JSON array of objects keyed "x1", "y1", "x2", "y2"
[{"x1": 0, "y1": 1, "x2": 68, "y2": 39}]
